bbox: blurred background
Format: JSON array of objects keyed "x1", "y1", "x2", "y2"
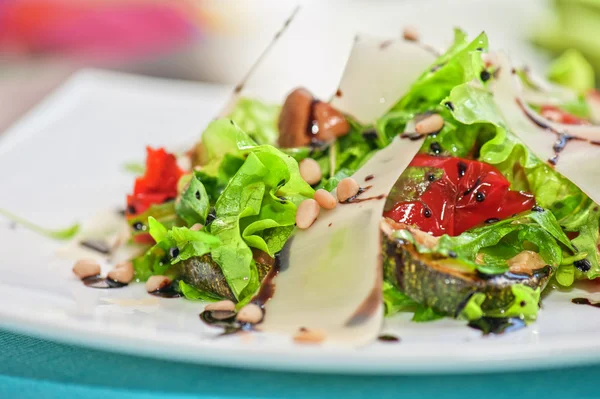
[{"x1": 0, "y1": 0, "x2": 598, "y2": 132}]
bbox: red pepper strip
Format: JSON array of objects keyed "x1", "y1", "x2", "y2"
[
  {"x1": 540, "y1": 105, "x2": 589, "y2": 125},
  {"x1": 126, "y1": 147, "x2": 183, "y2": 217},
  {"x1": 383, "y1": 155, "x2": 535, "y2": 236},
  {"x1": 126, "y1": 147, "x2": 183, "y2": 244}
]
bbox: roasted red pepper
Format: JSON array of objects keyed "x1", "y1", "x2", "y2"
[
  {"x1": 384, "y1": 154, "x2": 534, "y2": 236},
  {"x1": 126, "y1": 147, "x2": 183, "y2": 216},
  {"x1": 540, "y1": 105, "x2": 589, "y2": 125}
]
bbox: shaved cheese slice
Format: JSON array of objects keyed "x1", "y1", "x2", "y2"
[
  {"x1": 330, "y1": 35, "x2": 436, "y2": 124},
  {"x1": 492, "y1": 53, "x2": 600, "y2": 204},
  {"x1": 585, "y1": 90, "x2": 600, "y2": 125},
  {"x1": 260, "y1": 136, "x2": 422, "y2": 345},
  {"x1": 259, "y1": 36, "x2": 434, "y2": 346},
  {"x1": 520, "y1": 69, "x2": 578, "y2": 107}
]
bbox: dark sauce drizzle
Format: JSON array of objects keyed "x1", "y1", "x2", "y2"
[
  {"x1": 468, "y1": 317, "x2": 526, "y2": 335},
  {"x1": 80, "y1": 239, "x2": 111, "y2": 255},
  {"x1": 517, "y1": 99, "x2": 588, "y2": 166},
  {"x1": 82, "y1": 275, "x2": 127, "y2": 289},
  {"x1": 572, "y1": 298, "x2": 600, "y2": 308},
  {"x1": 365, "y1": 174, "x2": 374, "y2": 182},
  {"x1": 199, "y1": 254, "x2": 283, "y2": 334},
  {"x1": 341, "y1": 185, "x2": 386, "y2": 204},
  {"x1": 148, "y1": 281, "x2": 183, "y2": 298},
  {"x1": 377, "y1": 334, "x2": 401, "y2": 343}
]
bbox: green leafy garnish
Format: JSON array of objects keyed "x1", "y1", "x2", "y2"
[
  {"x1": 178, "y1": 280, "x2": 221, "y2": 301},
  {"x1": 175, "y1": 173, "x2": 210, "y2": 225},
  {"x1": 383, "y1": 281, "x2": 418, "y2": 316},
  {"x1": 443, "y1": 78, "x2": 599, "y2": 281},
  {"x1": 412, "y1": 305, "x2": 445, "y2": 323},
  {"x1": 127, "y1": 201, "x2": 179, "y2": 239},
  {"x1": 194, "y1": 119, "x2": 314, "y2": 300},
  {"x1": 396, "y1": 211, "x2": 575, "y2": 276},
  {"x1": 547, "y1": 49, "x2": 595, "y2": 93},
  {"x1": 459, "y1": 285, "x2": 540, "y2": 322},
  {"x1": 133, "y1": 217, "x2": 221, "y2": 282},
  {"x1": 123, "y1": 162, "x2": 145, "y2": 175},
  {"x1": 0, "y1": 209, "x2": 79, "y2": 240},
  {"x1": 228, "y1": 97, "x2": 281, "y2": 146}
]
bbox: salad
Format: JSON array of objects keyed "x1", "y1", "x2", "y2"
[{"x1": 69, "y1": 28, "x2": 600, "y2": 344}]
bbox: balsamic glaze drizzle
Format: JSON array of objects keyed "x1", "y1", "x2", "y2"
[{"x1": 572, "y1": 298, "x2": 600, "y2": 307}]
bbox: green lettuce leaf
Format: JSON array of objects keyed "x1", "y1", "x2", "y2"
[
  {"x1": 389, "y1": 29, "x2": 488, "y2": 114},
  {"x1": 412, "y1": 305, "x2": 445, "y2": 322},
  {"x1": 547, "y1": 49, "x2": 595, "y2": 93},
  {"x1": 396, "y1": 211, "x2": 575, "y2": 276},
  {"x1": 199, "y1": 119, "x2": 313, "y2": 299},
  {"x1": 444, "y1": 81, "x2": 600, "y2": 281},
  {"x1": 175, "y1": 173, "x2": 210, "y2": 225},
  {"x1": 383, "y1": 281, "x2": 418, "y2": 316},
  {"x1": 133, "y1": 217, "x2": 221, "y2": 281},
  {"x1": 127, "y1": 201, "x2": 179, "y2": 240},
  {"x1": 227, "y1": 97, "x2": 280, "y2": 145},
  {"x1": 178, "y1": 280, "x2": 221, "y2": 301}
]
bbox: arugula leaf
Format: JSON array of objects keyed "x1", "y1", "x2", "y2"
[
  {"x1": 176, "y1": 173, "x2": 210, "y2": 225},
  {"x1": 227, "y1": 97, "x2": 280, "y2": 145},
  {"x1": 0, "y1": 209, "x2": 79, "y2": 240}
]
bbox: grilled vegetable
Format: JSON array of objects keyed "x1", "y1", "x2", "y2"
[
  {"x1": 178, "y1": 251, "x2": 274, "y2": 301},
  {"x1": 382, "y1": 232, "x2": 554, "y2": 317}
]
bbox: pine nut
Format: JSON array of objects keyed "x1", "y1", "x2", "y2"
[
  {"x1": 236, "y1": 303, "x2": 263, "y2": 324},
  {"x1": 299, "y1": 158, "x2": 322, "y2": 185},
  {"x1": 336, "y1": 177, "x2": 360, "y2": 202},
  {"x1": 403, "y1": 26, "x2": 419, "y2": 41},
  {"x1": 190, "y1": 223, "x2": 204, "y2": 231},
  {"x1": 314, "y1": 189, "x2": 336, "y2": 210},
  {"x1": 415, "y1": 114, "x2": 444, "y2": 135},
  {"x1": 296, "y1": 199, "x2": 320, "y2": 229},
  {"x1": 205, "y1": 300, "x2": 236, "y2": 312},
  {"x1": 73, "y1": 259, "x2": 101, "y2": 280},
  {"x1": 145, "y1": 275, "x2": 171, "y2": 292},
  {"x1": 107, "y1": 261, "x2": 134, "y2": 283},
  {"x1": 293, "y1": 328, "x2": 326, "y2": 344}
]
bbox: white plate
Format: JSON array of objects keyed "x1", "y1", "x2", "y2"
[{"x1": 1, "y1": 68, "x2": 600, "y2": 375}]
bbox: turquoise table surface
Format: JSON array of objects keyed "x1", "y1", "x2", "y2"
[{"x1": 1, "y1": 329, "x2": 599, "y2": 399}]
